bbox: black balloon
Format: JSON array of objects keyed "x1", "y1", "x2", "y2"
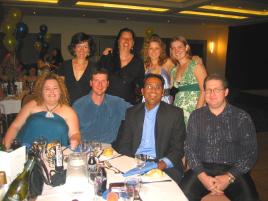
[
  {"x1": 15, "y1": 22, "x2": 28, "y2": 39},
  {"x1": 39, "y1": 24, "x2": 48, "y2": 35}
]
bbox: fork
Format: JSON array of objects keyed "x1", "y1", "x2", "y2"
[{"x1": 104, "y1": 161, "x2": 124, "y2": 174}]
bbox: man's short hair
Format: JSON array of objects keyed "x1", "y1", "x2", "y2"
[
  {"x1": 90, "y1": 67, "x2": 109, "y2": 80},
  {"x1": 144, "y1": 73, "x2": 165, "y2": 88},
  {"x1": 204, "y1": 74, "x2": 228, "y2": 89}
]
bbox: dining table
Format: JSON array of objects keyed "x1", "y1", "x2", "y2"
[
  {"x1": 36, "y1": 146, "x2": 189, "y2": 201},
  {"x1": 0, "y1": 97, "x2": 21, "y2": 115}
]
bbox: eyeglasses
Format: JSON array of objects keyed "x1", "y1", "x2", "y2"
[
  {"x1": 144, "y1": 84, "x2": 163, "y2": 91},
  {"x1": 205, "y1": 88, "x2": 225, "y2": 94}
]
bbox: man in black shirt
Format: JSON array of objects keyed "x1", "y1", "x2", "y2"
[{"x1": 182, "y1": 74, "x2": 260, "y2": 201}]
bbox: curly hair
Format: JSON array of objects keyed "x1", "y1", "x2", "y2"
[
  {"x1": 33, "y1": 72, "x2": 69, "y2": 105},
  {"x1": 170, "y1": 36, "x2": 192, "y2": 64},
  {"x1": 68, "y1": 32, "x2": 96, "y2": 58},
  {"x1": 143, "y1": 35, "x2": 167, "y2": 70}
]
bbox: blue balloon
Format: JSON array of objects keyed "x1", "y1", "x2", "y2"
[
  {"x1": 42, "y1": 41, "x2": 49, "y2": 50},
  {"x1": 15, "y1": 22, "x2": 28, "y2": 39},
  {"x1": 39, "y1": 24, "x2": 48, "y2": 35}
]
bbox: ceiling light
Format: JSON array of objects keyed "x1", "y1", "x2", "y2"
[
  {"x1": 15, "y1": 0, "x2": 58, "y2": 3},
  {"x1": 76, "y1": 1, "x2": 169, "y2": 12},
  {"x1": 179, "y1": 11, "x2": 248, "y2": 19},
  {"x1": 199, "y1": 5, "x2": 268, "y2": 16}
]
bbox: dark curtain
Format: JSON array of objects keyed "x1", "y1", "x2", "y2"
[{"x1": 225, "y1": 22, "x2": 268, "y2": 89}]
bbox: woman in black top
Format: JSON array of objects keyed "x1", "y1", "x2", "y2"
[
  {"x1": 98, "y1": 28, "x2": 144, "y2": 104},
  {"x1": 58, "y1": 32, "x2": 96, "y2": 105}
]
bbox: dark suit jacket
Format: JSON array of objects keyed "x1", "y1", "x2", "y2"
[{"x1": 113, "y1": 101, "x2": 186, "y2": 183}]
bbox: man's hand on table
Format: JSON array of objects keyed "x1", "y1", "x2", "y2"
[{"x1": 157, "y1": 160, "x2": 167, "y2": 170}]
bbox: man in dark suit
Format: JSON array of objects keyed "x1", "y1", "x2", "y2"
[{"x1": 113, "y1": 73, "x2": 186, "y2": 184}]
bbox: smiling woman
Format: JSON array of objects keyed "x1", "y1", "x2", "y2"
[
  {"x1": 3, "y1": 72, "x2": 81, "y2": 150},
  {"x1": 98, "y1": 28, "x2": 144, "y2": 104},
  {"x1": 170, "y1": 36, "x2": 207, "y2": 124},
  {"x1": 57, "y1": 32, "x2": 97, "y2": 105}
]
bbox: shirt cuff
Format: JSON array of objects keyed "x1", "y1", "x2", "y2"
[{"x1": 160, "y1": 157, "x2": 174, "y2": 168}]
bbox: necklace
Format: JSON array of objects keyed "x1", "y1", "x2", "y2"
[{"x1": 45, "y1": 103, "x2": 59, "y2": 118}]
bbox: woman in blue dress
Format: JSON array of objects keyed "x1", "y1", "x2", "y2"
[
  {"x1": 143, "y1": 35, "x2": 174, "y2": 104},
  {"x1": 3, "y1": 72, "x2": 81, "y2": 149}
]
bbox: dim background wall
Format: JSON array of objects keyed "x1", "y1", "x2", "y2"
[{"x1": 22, "y1": 15, "x2": 228, "y2": 76}]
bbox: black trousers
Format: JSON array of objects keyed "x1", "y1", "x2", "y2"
[{"x1": 181, "y1": 163, "x2": 260, "y2": 201}]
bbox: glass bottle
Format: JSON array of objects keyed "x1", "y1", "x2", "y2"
[
  {"x1": 99, "y1": 164, "x2": 107, "y2": 194},
  {"x1": 54, "y1": 142, "x2": 63, "y2": 172},
  {"x1": 0, "y1": 141, "x2": 5, "y2": 151},
  {"x1": 7, "y1": 81, "x2": 11, "y2": 96},
  {"x1": 88, "y1": 151, "x2": 97, "y2": 172},
  {"x1": 3, "y1": 157, "x2": 35, "y2": 201},
  {"x1": 0, "y1": 171, "x2": 8, "y2": 200}
]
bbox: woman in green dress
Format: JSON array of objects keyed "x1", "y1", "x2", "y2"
[{"x1": 170, "y1": 36, "x2": 207, "y2": 124}]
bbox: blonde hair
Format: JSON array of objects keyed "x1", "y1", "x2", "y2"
[
  {"x1": 33, "y1": 72, "x2": 69, "y2": 105},
  {"x1": 143, "y1": 35, "x2": 167, "y2": 70}
]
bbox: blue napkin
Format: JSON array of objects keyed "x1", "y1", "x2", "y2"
[{"x1": 123, "y1": 161, "x2": 158, "y2": 177}]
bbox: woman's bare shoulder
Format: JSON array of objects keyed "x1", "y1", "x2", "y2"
[{"x1": 59, "y1": 104, "x2": 77, "y2": 117}]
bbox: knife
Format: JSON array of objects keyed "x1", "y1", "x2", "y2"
[
  {"x1": 100, "y1": 154, "x2": 123, "y2": 162},
  {"x1": 141, "y1": 179, "x2": 172, "y2": 184}
]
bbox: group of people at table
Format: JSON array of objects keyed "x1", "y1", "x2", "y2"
[{"x1": 1, "y1": 27, "x2": 260, "y2": 201}]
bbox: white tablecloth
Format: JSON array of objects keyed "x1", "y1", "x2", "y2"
[
  {"x1": 0, "y1": 98, "x2": 21, "y2": 115},
  {"x1": 36, "y1": 153, "x2": 188, "y2": 201}
]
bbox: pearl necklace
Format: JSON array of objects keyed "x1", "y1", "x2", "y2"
[{"x1": 45, "y1": 103, "x2": 59, "y2": 118}]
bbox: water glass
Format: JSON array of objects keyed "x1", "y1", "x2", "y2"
[
  {"x1": 93, "y1": 173, "x2": 103, "y2": 196},
  {"x1": 125, "y1": 177, "x2": 141, "y2": 201},
  {"x1": 134, "y1": 154, "x2": 147, "y2": 169},
  {"x1": 80, "y1": 140, "x2": 91, "y2": 153},
  {"x1": 91, "y1": 141, "x2": 102, "y2": 156}
]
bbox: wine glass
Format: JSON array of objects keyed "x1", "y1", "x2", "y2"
[{"x1": 134, "y1": 154, "x2": 147, "y2": 169}]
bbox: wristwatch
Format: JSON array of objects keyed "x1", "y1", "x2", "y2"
[{"x1": 228, "y1": 174, "x2": 235, "y2": 184}]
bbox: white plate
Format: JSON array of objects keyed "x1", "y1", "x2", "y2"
[{"x1": 142, "y1": 170, "x2": 168, "y2": 181}]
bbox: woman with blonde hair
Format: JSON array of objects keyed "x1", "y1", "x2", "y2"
[
  {"x1": 143, "y1": 35, "x2": 173, "y2": 103},
  {"x1": 170, "y1": 36, "x2": 207, "y2": 124},
  {"x1": 3, "y1": 72, "x2": 80, "y2": 149}
]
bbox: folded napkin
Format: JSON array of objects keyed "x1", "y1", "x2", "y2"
[{"x1": 123, "y1": 162, "x2": 158, "y2": 177}]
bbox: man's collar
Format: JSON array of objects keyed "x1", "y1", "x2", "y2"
[
  {"x1": 90, "y1": 91, "x2": 106, "y2": 106},
  {"x1": 145, "y1": 103, "x2": 160, "y2": 113},
  {"x1": 207, "y1": 102, "x2": 230, "y2": 116}
]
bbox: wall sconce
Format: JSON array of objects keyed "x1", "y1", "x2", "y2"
[{"x1": 209, "y1": 41, "x2": 215, "y2": 54}]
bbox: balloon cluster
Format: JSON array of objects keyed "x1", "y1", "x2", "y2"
[
  {"x1": 34, "y1": 24, "x2": 51, "y2": 53},
  {"x1": 1, "y1": 8, "x2": 28, "y2": 52}
]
